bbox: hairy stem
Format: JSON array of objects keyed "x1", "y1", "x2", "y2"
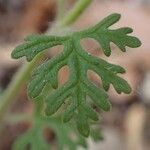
[{"x1": 0, "y1": 0, "x2": 92, "y2": 122}]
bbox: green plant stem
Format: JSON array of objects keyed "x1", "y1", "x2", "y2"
[
  {"x1": 0, "y1": 54, "x2": 43, "y2": 121},
  {"x1": 57, "y1": 0, "x2": 66, "y2": 20},
  {"x1": 58, "y1": 0, "x2": 92, "y2": 27},
  {"x1": 0, "y1": 0, "x2": 92, "y2": 122},
  {"x1": 4, "y1": 113, "x2": 32, "y2": 124}
]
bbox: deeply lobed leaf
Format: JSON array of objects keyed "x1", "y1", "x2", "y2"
[
  {"x1": 11, "y1": 13, "x2": 141, "y2": 136},
  {"x1": 83, "y1": 13, "x2": 141, "y2": 56},
  {"x1": 12, "y1": 117, "x2": 88, "y2": 150}
]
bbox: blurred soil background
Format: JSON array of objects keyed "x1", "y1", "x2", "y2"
[{"x1": 0, "y1": 0, "x2": 150, "y2": 150}]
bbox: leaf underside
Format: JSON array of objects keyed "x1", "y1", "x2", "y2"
[{"x1": 11, "y1": 13, "x2": 141, "y2": 137}]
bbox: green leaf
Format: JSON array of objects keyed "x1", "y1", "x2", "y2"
[
  {"x1": 11, "y1": 13, "x2": 141, "y2": 136},
  {"x1": 90, "y1": 128, "x2": 104, "y2": 142},
  {"x1": 11, "y1": 35, "x2": 68, "y2": 61},
  {"x1": 12, "y1": 117, "x2": 87, "y2": 150},
  {"x1": 85, "y1": 13, "x2": 141, "y2": 56},
  {"x1": 76, "y1": 108, "x2": 90, "y2": 137}
]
